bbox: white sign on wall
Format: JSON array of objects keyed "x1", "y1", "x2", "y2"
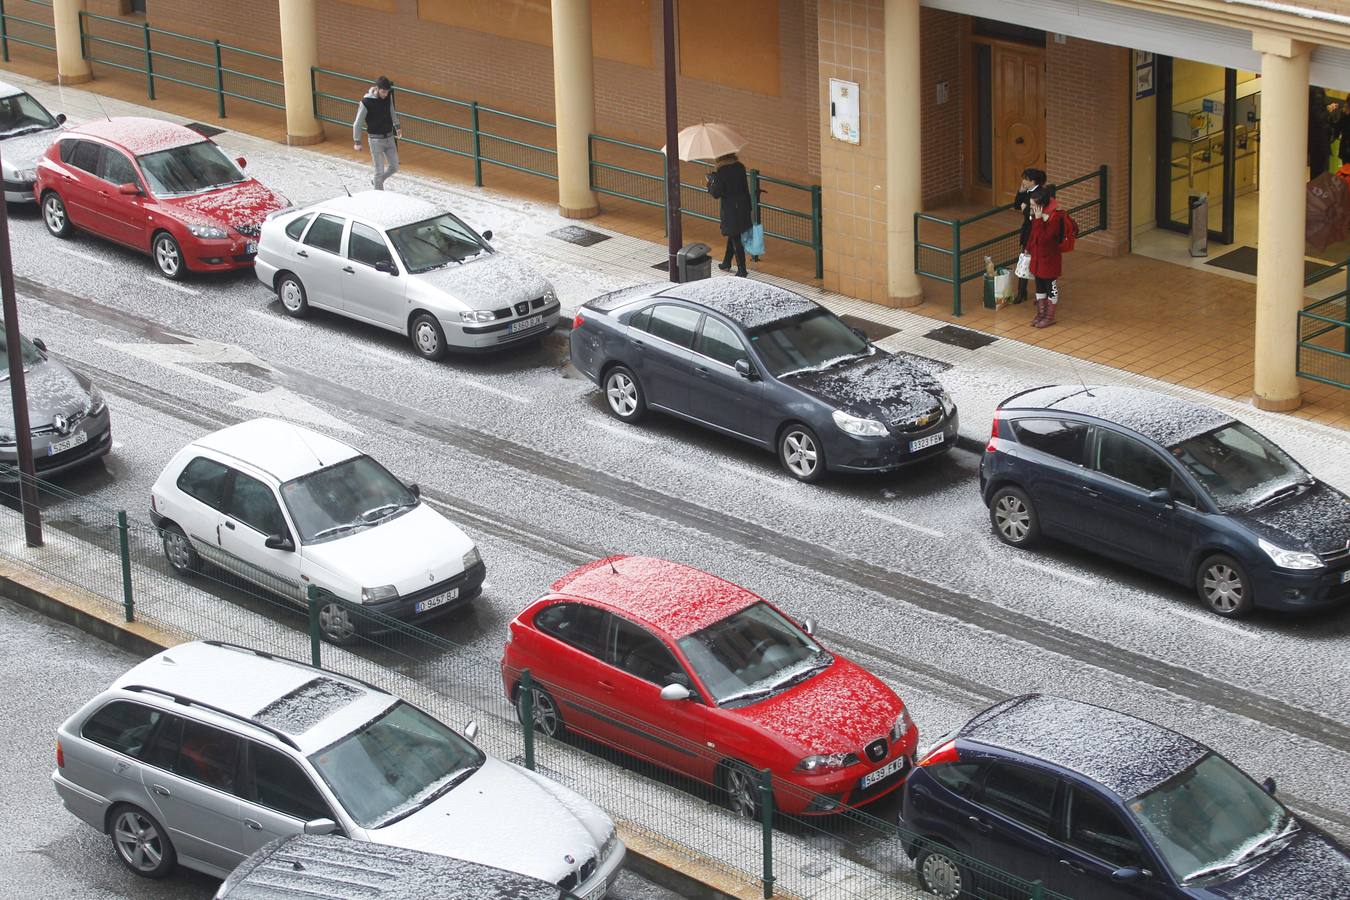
[{"x1": 829, "y1": 78, "x2": 860, "y2": 145}]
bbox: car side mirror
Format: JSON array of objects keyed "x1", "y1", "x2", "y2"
[
  {"x1": 1261, "y1": 776, "x2": 1277, "y2": 796},
  {"x1": 56, "y1": 113, "x2": 67, "y2": 125},
  {"x1": 375, "y1": 259, "x2": 399, "y2": 276},
  {"x1": 303, "y1": 818, "x2": 338, "y2": 835},
  {"x1": 464, "y1": 721, "x2": 479, "y2": 742},
  {"x1": 850, "y1": 326, "x2": 869, "y2": 341},
  {"x1": 659, "y1": 683, "x2": 691, "y2": 702},
  {"x1": 236, "y1": 156, "x2": 247, "y2": 169},
  {"x1": 1110, "y1": 866, "x2": 1144, "y2": 883},
  {"x1": 802, "y1": 616, "x2": 817, "y2": 636},
  {"x1": 117, "y1": 182, "x2": 140, "y2": 195},
  {"x1": 406, "y1": 482, "x2": 420, "y2": 498},
  {"x1": 734, "y1": 358, "x2": 756, "y2": 380},
  {"x1": 1146, "y1": 488, "x2": 1171, "y2": 505},
  {"x1": 31, "y1": 337, "x2": 47, "y2": 353},
  {"x1": 264, "y1": 534, "x2": 295, "y2": 551},
  {"x1": 481, "y1": 229, "x2": 493, "y2": 242}
]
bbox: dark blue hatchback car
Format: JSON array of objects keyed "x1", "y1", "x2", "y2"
[
  {"x1": 569, "y1": 279, "x2": 957, "y2": 482},
  {"x1": 901, "y1": 694, "x2": 1350, "y2": 900},
  {"x1": 980, "y1": 385, "x2": 1350, "y2": 617}
]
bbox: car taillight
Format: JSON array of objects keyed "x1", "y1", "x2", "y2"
[
  {"x1": 986, "y1": 413, "x2": 1000, "y2": 453},
  {"x1": 56, "y1": 739, "x2": 64, "y2": 769},
  {"x1": 917, "y1": 739, "x2": 959, "y2": 767},
  {"x1": 572, "y1": 310, "x2": 586, "y2": 329},
  {"x1": 150, "y1": 494, "x2": 157, "y2": 513}
]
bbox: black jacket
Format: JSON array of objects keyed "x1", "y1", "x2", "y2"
[
  {"x1": 1014, "y1": 186, "x2": 1039, "y2": 248},
  {"x1": 707, "y1": 161, "x2": 753, "y2": 237}
]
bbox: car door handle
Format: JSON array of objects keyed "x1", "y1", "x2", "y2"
[
  {"x1": 151, "y1": 784, "x2": 171, "y2": 797},
  {"x1": 1080, "y1": 485, "x2": 1100, "y2": 498},
  {"x1": 244, "y1": 818, "x2": 263, "y2": 831},
  {"x1": 296, "y1": 249, "x2": 308, "y2": 257},
  {"x1": 224, "y1": 520, "x2": 235, "y2": 530},
  {"x1": 693, "y1": 365, "x2": 709, "y2": 376},
  {"x1": 342, "y1": 266, "x2": 355, "y2": 274},
  {"x1": 598, "y1": 680, "x2": 616, "y2": 693},
  {"x1": 1059, "y1": 859, "x2": 1087, "y2": 874},
  {"x1": 967, "y1": 815, "x2": 991, "y2": 834},
  {"x1": 633, "y1": 339, "x2": 645, "y2": 348}
]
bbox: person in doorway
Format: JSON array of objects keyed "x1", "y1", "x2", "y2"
[
  {"x1": 1309, "y1": 87, "x2": 1332, "y2": 178},
  {"x1": 707, "y1": 152, "x2": 753, "y2": 277},
  {"x1": 1013, "y1": 167, "x2": 1047, "y2": 304},
  {"x1": 353, "y1": 75, "x2": 402, "y2": 190},
  {"x1": 1026, "y1": 186, "x2": 1066, "y2": 329}
]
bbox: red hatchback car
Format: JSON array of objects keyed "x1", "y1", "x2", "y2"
[
  {"x1": 501, "y1": 556, "x2": 918, "y2": 817},
  {"x1": 34, "y1": 116, "x2": 288, "y2": 280}
]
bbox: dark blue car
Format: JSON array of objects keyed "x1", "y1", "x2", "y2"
[
  {"x1": 900, "y1": 694, "x2": 1350, "y2": 899},
  {"x1": 569, "y1": 279, "x2": 957, "y2": 482},
  {"x1": 980, "y1": 385, "x2": 1350, "y2": 617}
]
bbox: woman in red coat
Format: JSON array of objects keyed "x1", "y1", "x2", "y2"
[{"x1": 1025, "y1": 187, "x2": 1067, "y2": 328}]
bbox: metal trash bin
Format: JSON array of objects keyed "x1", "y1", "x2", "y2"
[
  {"x1": 676, "y1": 242, "x2": 712, "y2": 282},
  {"x1": 1188, "y1": 193, "x2": 1208, "y2": 257}
]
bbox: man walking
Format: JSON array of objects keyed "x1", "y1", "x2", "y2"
[{"x1": 353, "y1": 75, "x2": 401, "y2": 190}]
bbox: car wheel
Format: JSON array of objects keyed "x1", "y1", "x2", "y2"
[
  {"x1": 42, "y1": 191, "x2": 72, "y2": 238},
  {"x1": 778, "y1": 424, "x2": 825, "y2": 483},
  {"x1": 719, "y1": 760, "x2": 765, "y2": 819},
  {"x1": 160, "y1": 524, "x2": 201, "y2": 575},
  {"x1": 1197, "y1": 553, "x2": 1255, "y2": 618},
  {"x1": 110, "y1": 804, "x2": 176, "y2": 879},
  {"x1": 152, "y1": 232, "x2": 186, "y2": 281},
  {"x1": 319, "y1": 600, "x2": 359, "y2": 645},
  {"x1": 519, "y1": 685, "x2": 565, "y2": 739},
  {"x1": 410, "y1": 312, "x2": 448, "y2": 361},
  {"x1": 989, "y1": 486, "x2": 1040, "y2": 547},
  {"x1": 915, "y1": 841, "x2": 969, "y2": 899},
  {"x1": 276, "y1": 272, "x2": 309, "y2": 317},
  {"x1": 602, "y1": 365, "x2": 646, "y2": 423}
]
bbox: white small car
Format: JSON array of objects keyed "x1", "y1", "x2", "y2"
[
  {"x1": 254, "y1": 191, "x2": 560, "y2": 358},
  {"x1": 0, "y1": 79, "x2": 66, "y2": 202},
  {"x1": 149, "y1": 418, "x2": 484, "y2": 643}
]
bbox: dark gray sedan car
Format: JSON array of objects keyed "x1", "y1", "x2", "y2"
[
  {"x1": 0, "y1": 330, "x2": 111, "y2": 477},
  {"x1": 570, "y1": 279, "x2": 957, "y2": 482}
]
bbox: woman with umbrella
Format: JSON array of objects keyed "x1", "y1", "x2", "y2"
[{"x1": 673, "y1": 123, "x2": 753, "y2": 277}]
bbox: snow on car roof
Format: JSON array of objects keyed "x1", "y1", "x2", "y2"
[
  {"x1": 659, "y1": 278, "x2": 818, "y2": 330},
  {"x1": 0, "y1": 80, "x2": 22, "y2": 99},
  {"x1": 69, "y1": 117, "x2": 205, "y2": 156},
  {"x1": 311, "y1": 190, "x2": 442, "y2": 230},
  {"x1": 961, "y1": 694, "x2": 1208, "y2": 799},
  {"x1": 193, "y1": 417, "x2": 360, "y2": 483},
  {"x1": 1007, "y1": 385, "x2": 1235, "y2": 447},
  {"x1": 584, "y1": 282, "x2": 665, "y2": 312},
  {"x1": 253, "y1": 677, "x2": 365, "y2": 735},
  {"x1": 551, "y1": 556, "x2": 761, "y2": 639}
]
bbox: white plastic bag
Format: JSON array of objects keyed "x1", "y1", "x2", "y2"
[
  {"x1": 993, "y1": 270, "x2": 1015, "y2": 299},
  {"x1": 1014, "y1": 252, "x2": 1032, "y2": 280}
]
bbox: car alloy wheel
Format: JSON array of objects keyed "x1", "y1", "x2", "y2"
[
  {"x1": 111, "y1": 806, "x2": 175, "y2": 878},
  {"x1": 153, "y1": 233, "x2": 185, "y2": 281},
  {"x1": 42, "y1": 192, "x2": 71, "y2": 238},
  {"x1": 721, "y1": 762, "x2": 762, "y2": 819},
  {"x1": 161, "y1": 525, "x2": 200, "y2": 575},
  {"x1": 779, "y1": 425, "x2": 824, "y2": 483},
  {"x1": 277, "y1": 274, "x2": 309, "y2": 317},
  {"x1": 319, "y1": 601, "x2": 357, "y2": 644},
  {"x1": 603, "y1": 366, "x2": 645, "y2": 422},
  {"x1": 521, "y1": 686, "x2": 564, "y2": 738},
  {"x1": 1198, "y1": 554, "x2": 1254, "y2": 618},
  {"x1": 916, "y1": 844, "x2": 966, "y2": 899},
  {"x1": 990, "y1": 486, "x2": 1039, "y2": 547},
  {"x1": 410, "y1": 312, "x2": 448, "y2": 361}
]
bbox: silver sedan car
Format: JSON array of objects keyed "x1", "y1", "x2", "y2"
[
  {"x1": 255, "y1": 192, "x2": 560, "y2": 358},
  {"x1": 0, "y1": 81, "x2": 66, "y2": 202},
  {"x1": 1, "y1": 329, "x2": 111, "y2": 478}
]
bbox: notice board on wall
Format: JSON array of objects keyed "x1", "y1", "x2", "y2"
[{"x1": 829, "y1": 78, "x2": 860, "y2": 145}]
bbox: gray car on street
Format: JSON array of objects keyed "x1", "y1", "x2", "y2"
[
  {"x1": 0, "y1": 80, "x2": 65, "y2": 202},
  {"x1": 0, "y1": 329, "x2": 111, "y2": 478},
  {"x1": 255, "y1": 191, "x2": 560, "y2": 358}
]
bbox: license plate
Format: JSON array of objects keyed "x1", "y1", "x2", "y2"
[
  {"x1": 48, "y1": 430, "x2": 88, "y2": 456},
  {"x1": 245, "y1": 241, "x2": 258, "y2": 254},
  {"x1": 861, "y1": 754, "x2": 907, "y2": 789},
  {"x1": 1341, "y1": 570, "x2": 1350, "y2": 584},
  {"x1": 909, "y1": 432, "x2": 945, "y2": 453},
  {"x1": 509, "y1": 314, "x2": 543, "y2": 334},
  {"x1": 415, "y1": 587, "x2": 459, "y2": 614}
]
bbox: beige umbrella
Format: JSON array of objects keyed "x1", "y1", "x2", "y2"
[{"x1": 662, "y1": 122, "x2": 748, "y2": 162}]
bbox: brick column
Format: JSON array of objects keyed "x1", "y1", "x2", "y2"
[
  {"x1": 52, "y1": 0, "x2": 92, "y2": 85},
  {"x1": 884, "y1": 0, "x2": 922, "y2": 304},
  {"x1": 551, "y1": 0, "x2": 599, "y2": 218},
  {"x1": 278, "y1": 0, "x2": 323, "y2": 146}
]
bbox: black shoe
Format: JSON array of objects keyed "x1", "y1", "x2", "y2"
[
  {"x1": 718, "y1": 262, "x2": 732, "y2": 271},
  {"x1": 734, "y1": 270, "x2": 748, "y2": 277}
]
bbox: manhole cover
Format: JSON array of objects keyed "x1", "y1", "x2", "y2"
[
  {"x1": 840, "y1": 314, "x2": 898, "y2": 341},
  {"x1": 185, "y1": 122, "x2": 226, "y2": 138},
  {"x1": 548, "y1": 225, "x2": 611, "y2": 247},
  {"x1": 923, "y1": 325, "x2": 997, "y2": 350}
]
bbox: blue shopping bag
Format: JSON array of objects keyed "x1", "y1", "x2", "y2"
[{"x1": 742, "y1": 223, "x2": 765, "y2": 258}]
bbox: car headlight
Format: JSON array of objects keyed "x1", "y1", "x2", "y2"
[
  {"x1": 543, "y1": 285, "x2": 557, "y2": 303},
  {"x1": 832, "y1": 409, "x2": 888, "y2": 437},
  {"x1": 459, "y1": 310, "x2": 497, "y2": 322},
  {"x1": 890, "y1": 707, "x2": 915, "y2": 742},
  {"x1": 599, "y1": 826, "x2": 619, "y2": 861},
  {"x1": 1258, "y1": 538, "x2": 1324, "y2": 570},
  {"x1": 940, "y1": 392, "x2": 956, "y2": 416},
  {"x1": 462, "y1": 546, "x2": 482, "y2": 571},
  {"x1": 0, "y1": 431, "x2": 14, "y2": 447},
  {"x1": 795, "y1": 752, "x2": 860, "y2": 773},
  {"x1": 187, "y1": 224, "x2": 228, "y2": 239},
  {"x1": 14, "y1": 168, "x2": 35, "y2": 183},
  {"x1": 360, "y1": 584, "x2": 399, "y2": 603},
  {"x1": 87, "y1": 386, "x2": 106, "y2": 416}
]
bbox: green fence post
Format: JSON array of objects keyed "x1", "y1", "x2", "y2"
[
  {"x1": 305, "y1": 585, "x2": 322, "y2": 668},
  {"x1": 1, "y1": 0, "x2": 10, "y2": 64},
  {"x1": 951, "y1": 218, "x2": 963, "y2": 316},
  {"x1": 470, "y1": 101, "x2": 483, "y2": 187},
  {"x1": 757, "y1": 768, "x2": 775, "y2": 898},
  {"x1": 116, "y1": 511, "x2": 134, "y2": 623},
  {"x1": 811, "y1": 185, "x2": 823, "y2": 280},
  {"x1": 748, "y1": 168, "x2": 761, "y2": 225},
  {"x1": 1030, "y1": 879, "x2": 1045, "y2": 900},
  {"x1": 213, "y1": 40, "x2": 226, "y2": 118},
  {"x1": 1098, "y1": 163, "x2": 1108, "y2": 230},
  {"x1": 519, "y1": 669, "x2": 536, "y2": 771},
  {"x1": 142, "y1": 23, "x2": 155, "y2": 101}
]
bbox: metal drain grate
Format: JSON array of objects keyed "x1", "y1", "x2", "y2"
[
  {"x1": 548, "y1": 225, "x2": 611, "y2": 247},
  {"x1": 185, "y1": 122, "x2": 226, "y2": 138},
  {"x1": 923, "y1": 325, "x2": 998, "y2": 350}
]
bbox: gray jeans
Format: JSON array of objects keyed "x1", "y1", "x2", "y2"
[{"x1": 369, "y1": 135, "x2": 399, "y2": 190}]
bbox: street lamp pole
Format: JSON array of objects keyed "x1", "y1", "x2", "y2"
[
  {"x1": 662, "y1": 0, "x2": 682, "y2": 282},
  {"x1": 0, "y1": 148, "x2": 43, "y2": 547}
]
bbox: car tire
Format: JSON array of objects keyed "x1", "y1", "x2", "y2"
[
  {"x1": 276, "y1": 272, "x2": 309, "y2": 317},
  {"x1": 318, "y1": 598, "x2": 359, "y2": 645},
  {"x1": 915, "y1": 841, "x2": 970, "y2": 900},
  {"x1": 519, "y1": 684, "x2": 565, "y2": 739},
  {"x1": 42, "y1": 191, "x2": 72, "y2": 238},
  {"x1": 410, "y1": 312, "x2": 449, "y2": 361},
  {"x1": 718, "y1": 760, "x2": 766, "y2": 820},
  {"x1": 989, "y1": 486, "x2": 1040, "y2": 547},
  {"x1": 602, "y1": 365, "x2": 646, "y2": 423},
  {"x1": 152, "y1": 232, "x2": 186, "y2": 281},
  {"x1": 1197, "y1": 553, "x2": 1255, "y2": 618},
  {"x1": 109, "y1": 804, "x2": 176, "y2": 879},
  {"x1": 160, "y1": 524, "x2": 201, "y2": 575},
  {"x1": 778, "y1": 424, "x2": 826, "y2": 483}
]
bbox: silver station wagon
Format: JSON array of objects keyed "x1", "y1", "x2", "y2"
[{"x1": 255, "y1": 191, "x2": 560, "y2": 358}]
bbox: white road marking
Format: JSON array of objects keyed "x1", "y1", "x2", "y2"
[
  {"x1": 245, "y1": 309, "x2": 303, "y2": 330},
  {"x1": 717, "y1": 460, "x2": 790, "y2": 488},
  {"x1": 1164, "y1": 605, "x2": 1261, "y2": 639},
  {"x1": 860, "y1": 508, "x2": 946, "y2": 538},
  {"x1": 1003, "y1": 556, "x2": 1096, "y2": 586},
  {"x1": 144, "y1": 275, "x2": 200, "y2": 297},
  {"x1": 457, "y1": 376, "x2": 531, "y2": 405},
  {"x1": 53, "y1": 246, "x2": 105, "y2": 266},
  {"x1": 584, "y1": 418, "x2": 655, "y2": 444},
  {"x1": 349, "y1": 343, "x2": 410, "y2": 364}
]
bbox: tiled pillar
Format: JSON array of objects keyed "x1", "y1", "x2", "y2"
[
  {"x1": 552, "y1": 0, "x2": 600, "y2": 218},
  {"x1": 884, "y1": 0, "x2": 922, "y2": 304},
  {"x1": 1251, "y1": 32, "x2": 1309, "y2": 412},
  {"x1": 52, "y1": 0, "x2": 92, "y2": 85},
  {"x1": 278, "y1": 0, "x2": 324, "y2": 146}
]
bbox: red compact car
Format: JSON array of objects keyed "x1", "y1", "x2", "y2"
[
  {"x1": 33, "y1": 116, "x2": 288, "y2": 280},
  {"x1": 501, "y1": 556, "x2": 918, "y2": 817}
]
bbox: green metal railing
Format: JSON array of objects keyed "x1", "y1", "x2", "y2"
[
  {"x1": 916, "y1": 166, "x2": 1109, "y2": 316},
  {"x1": 77, "y1": 11, "x2": 283, "y2": 118},
  {"x1": 0, "y1": 0, "x2": 55, "y2": 61},
  {"x1": 1297, "y1": 258, "x2": 1350, "y2": 390}
]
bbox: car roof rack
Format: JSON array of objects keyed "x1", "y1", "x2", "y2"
[
  {"x1": 200, "y1": 640, "x2": 392, "y2": 700},
  {"x1": 123, "y1": 684, "x2": 301, "y2": 751}
]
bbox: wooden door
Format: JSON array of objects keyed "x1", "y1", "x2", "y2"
[{"x1": 992, "y1": 44, "x2": 1046, "y2": 205}]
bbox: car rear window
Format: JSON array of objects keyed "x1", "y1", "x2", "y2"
[
  {"x1": 82, "y1": 700, "x2": 162, "y2": 758},
  {"x1": 284, "y1": 213, "x2": 313, "y2": 241},
  {"x1": 177, "y1": 456, "x2": 230, "y2": 510},
  {"x1": 1011, "y1": 418, "x2": 1087, "y2": 463},
  {"x1": 303, "y1": 214, "x2": 345, "y2": 254}
]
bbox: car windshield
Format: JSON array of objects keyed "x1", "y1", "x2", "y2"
[
  {"x1": 677, "y1": 602, "x2": 831, "y2": 707},
  {"x1": 747, "y1": 308, "x2": 870, "y2": 377},
  {"x1": 137, "y1": 140, "x2": 245, "y2": 197},
  {"x1": 280, "y1": 455, "x2": 417, "y2": 544},
  {"x1": 0, "y1": 92, "x2": 57, "y2": 137},
  {"x1": 1169, "y1": 423, "x2": 1310, "y2": 511},
  {"x1": 0, "y1": 329, "x2": 44, "y2": 380},
  {"x1": 308, "y1": 701, "x2": 485, "y2": 829},
  {"x1": 1128, "y1": 752, "x2": 1296, "y2": 885},
  {"x1": 387, "y1": 213, "x2": 487, "y2": 274}
]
